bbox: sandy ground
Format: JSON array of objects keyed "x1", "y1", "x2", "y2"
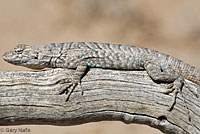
[{"x1": 0, "y1": 0, "x2": 199, "y2": 134}]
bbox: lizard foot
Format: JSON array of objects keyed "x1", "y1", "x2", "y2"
[
  {"x1": 58, "y1": 76, "x2": 84, "y2": 101},
  {"x1": 160, "y1": 77, "x2": 184, "y2": 111},
  {"x1": 57, "y1": 62, "x2": 87, "y2": 101},
  {"x1": 161, "y1": 77, "x2": 194, "y2": 122}
]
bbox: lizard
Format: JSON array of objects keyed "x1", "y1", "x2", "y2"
[{"x1": 2, "y1": 42, "x2": 200, "y2": 112}]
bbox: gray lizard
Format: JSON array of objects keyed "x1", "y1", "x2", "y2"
[{"x1": 3, "y1": 42, "x2": 200, "y2": 111}]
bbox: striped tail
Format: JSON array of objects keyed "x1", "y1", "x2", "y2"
[{"x1": 167, "y1": 56, "x2": 200, "y2": 86}]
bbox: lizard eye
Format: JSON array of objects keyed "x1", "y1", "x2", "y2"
[
  {"x1": 15, "y1": 44, "x2": 26, "y2": 54},
  {"x1": 15, "y1": 48, "x2": 23, "y2": 54}
]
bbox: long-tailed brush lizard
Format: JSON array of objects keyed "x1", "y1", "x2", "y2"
[{"x1": 3, "y1": 42, "x2": 200, "y2": 112}]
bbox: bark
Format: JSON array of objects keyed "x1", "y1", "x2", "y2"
[{"x1": 0, "y1": 68, "x2": 199, "y2": 134}]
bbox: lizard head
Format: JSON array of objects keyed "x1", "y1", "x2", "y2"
[{"x1": 3, "y1": 44, "x2": 47, "y2": 70}]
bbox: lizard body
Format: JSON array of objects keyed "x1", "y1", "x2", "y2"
[{"x1": 3, "y1": 42, "x2": 200, "y2": 111}]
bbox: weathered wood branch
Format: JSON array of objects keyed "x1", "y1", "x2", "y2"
[{"x1": 0, "y1": 68, "x2": 199, "y2": 134}]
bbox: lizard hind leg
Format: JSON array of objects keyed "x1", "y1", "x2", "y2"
[
  {"x1": 145, "y1": 62, "x2": 192, "y2": 121},
  {"x1": 144, "y1": 62, "x2": 185, "y2": 111}
]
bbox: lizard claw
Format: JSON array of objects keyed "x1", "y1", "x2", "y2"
[
  {"x1": 167, "y1": 88, "x2": 179, "y2": 111},
  {"x1": 160, "y1": 84, "x2": 175, "y2": 94},
  {"x1": 166, "y1": 83, "x2": 174, "y2": 89},
  {"x1": 58, "y1": 79, "x2": 72, "y2": 94},
  {"x1": 65, "y1": 83, "x2": 78, "y2": 101}
]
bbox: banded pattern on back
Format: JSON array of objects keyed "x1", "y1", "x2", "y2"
[{"x1": 83, "y1": 42, "x2": 146, "y2": 70}]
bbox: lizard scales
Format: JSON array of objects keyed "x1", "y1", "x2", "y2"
[{"x1": 3, "y1": 42, "x2": 200, "y2": 111}]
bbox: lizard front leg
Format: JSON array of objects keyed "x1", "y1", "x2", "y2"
[{"x1": 59, "y1": 61, "x2": 88, "y2": 101}]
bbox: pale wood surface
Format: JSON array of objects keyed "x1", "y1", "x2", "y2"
[{"x1": 0, "y1": 68, "x2": 199, "y2": 134}]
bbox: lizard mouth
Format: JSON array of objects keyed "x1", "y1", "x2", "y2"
[
  {"x1": 26, "y1": 66, "x2": 45, "y2": 70},
  {"x1": 3, "y1": 58, "x2": 26, "y2": 65}
]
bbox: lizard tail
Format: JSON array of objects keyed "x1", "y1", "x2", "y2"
[{"x1": 167, "y1": 56, "x2": 200, "y2": 86}]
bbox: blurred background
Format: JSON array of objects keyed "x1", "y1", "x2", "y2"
[{"x1": 0, "y1": 0, "x2": 200, "y2": 134}]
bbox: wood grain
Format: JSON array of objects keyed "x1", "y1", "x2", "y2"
[{"x1": 0, "y1": 68, "x2": 199, "y2": 134}]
